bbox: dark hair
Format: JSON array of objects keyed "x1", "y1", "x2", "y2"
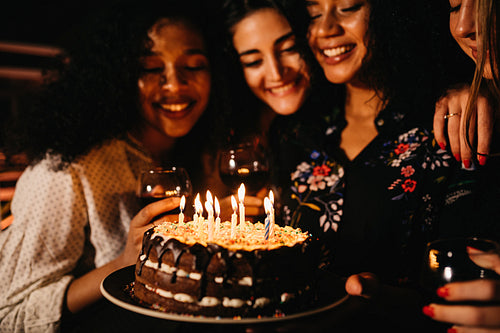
[
  {"x1": 354, "y1": 0, "x2": 471, "y2": 123},
  {"x1": 8, "y1": 0, "x2": 228, "y2": 168},
  {"x1": 220, "y1": 0, "x2": 328, "y2": 141}
]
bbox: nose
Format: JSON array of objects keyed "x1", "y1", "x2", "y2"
[
  {"x1": 310, "y1": 12, "x2": 343, "y2": 39},
  {"x1": 452, "y1": 2, "x2": 476, "y2": 39},
  {"x1": 160, "y1": 65, "x2": 185, "y2": 91},
  {"x1": 266, "y1": 55, "x2": 284, "y2": 81}
]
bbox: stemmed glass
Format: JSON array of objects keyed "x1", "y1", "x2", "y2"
[
  {"x1": 420, "y1": 237, "x2": 500, "y2": 299},
  {"x1": 218, "y1": 141, "x2": 270, "y2": 196},
  {"x1": 137, "y1": 167, "x2": 192, "y2": 215}
]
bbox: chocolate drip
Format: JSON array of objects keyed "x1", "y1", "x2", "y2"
[{"x1": 138, "y1": 228, "x2": 155, "y2": 275}]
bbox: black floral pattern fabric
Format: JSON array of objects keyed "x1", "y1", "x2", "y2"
[{"x1": 279, "y1": 106, "x2": 455, "y2": 286}]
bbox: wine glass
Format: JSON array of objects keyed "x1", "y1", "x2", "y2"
[
  {"x1": 420, "y1": 237, "x2": 500, "y2": 300},
  {"x1": 137, "y1": 167, "x2": 192, "y2": 216},
  {"x1": 218, "y1": 141, "x2": 270, "y2": 196}
]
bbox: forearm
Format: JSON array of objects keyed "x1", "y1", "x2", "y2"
[{"x1": 66, "y1": 255, "x2": 126, "y2": 313}]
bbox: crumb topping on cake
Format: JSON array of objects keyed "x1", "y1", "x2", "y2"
[{"x1": 151, "y1": 220, "x2": 309, "y2": 251}]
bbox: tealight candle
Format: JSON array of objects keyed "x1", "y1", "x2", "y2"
[
  {"x1": 231, "y1": 195, "x2": 237, "y2": 239},
  {"x1": 214, "y1": 196, "x2": 221, "y2": 238},
  {"x1": 238, "y1": 183, "x2": 245, "y2": 226},
  {"x1": 179, "y1": 195, "x2": 185, "y2": 224}
]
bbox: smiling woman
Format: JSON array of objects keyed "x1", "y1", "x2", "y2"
[{"x1": 0, "y1": 0, "x2": 229, "y2": 331}]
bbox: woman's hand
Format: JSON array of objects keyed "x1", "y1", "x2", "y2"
[
  {"x1": 66, "y1": 197, "x2": 181, "y2": 313},
  {"x1": 119, "y1": 197, "x2": 181, "y2": 266},
  {"x1": 423, "y1": 247, "x2": 500, "y2": 332},
  {"x1": 345, "y1": 272, "x2": 380, "y2": 298},
  {"x1": 433, "y1": 84, "x2": 494, "y2": 166}
]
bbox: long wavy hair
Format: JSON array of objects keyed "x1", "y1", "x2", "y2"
[
  {"x1": 7, "y1": 0, "x2": 228, "y2": 170},
  {"x1": 464, "y1": 0, "x2": 500, "y2": 152}
]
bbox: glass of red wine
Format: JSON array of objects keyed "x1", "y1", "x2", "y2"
[
  {"x1": 218, "y1": 141, "x2": 270, "y2": 196},
  {"x1": 420, "y1": 237, "x2": 500, "y2": 301},
  {"x1": 137, "y1": 167, "x2": 192, "y2": 217}
]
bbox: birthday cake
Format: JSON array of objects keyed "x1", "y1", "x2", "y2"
[{"x1": 134, "y1": 220, "x2": 317, "y2": 317}]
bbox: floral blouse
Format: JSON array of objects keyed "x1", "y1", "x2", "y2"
[{"x1": 279, "y1": 106, "x2": 454, "y2": 286}]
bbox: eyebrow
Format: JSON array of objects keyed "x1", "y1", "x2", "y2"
[{"x1": 238, "y1": 31, "x2": 295, "y2": 57}]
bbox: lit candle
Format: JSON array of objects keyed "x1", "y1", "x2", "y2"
[
  {"x1": 195, "y1": 196, "x2": 204, "y2": 237},
  {"x1": 231, "y1": 195, "x2": 237, "y2": 239},
  {"x1": 205, "y1": 201, "x2": 214, "y2": 242},
  {"x1": 206, "y1": 190, "x2": 213, "y2": 206},
  {"x1": 238, "y1": 183, "x2": 245, "y2": 227},
  {"x1": 269, "y1": 190, "x2": 275, "y2": 240},
  {"x1": 193, "y1": 193, "x2": 201, "y2": 225},
  {"x1": 179, "y1": 195, "x2": 185, "y2": 224},
  {"x1": 214, "y1": 196, "x2": 221, "y2": 238},
  {"x1": 264, "y1": 197, "x2": 271, "y2": 241}
]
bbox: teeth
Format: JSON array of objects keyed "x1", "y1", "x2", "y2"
[
  {"x1": 323, "y1": 45, "x2": 354, "y2": 57},
  {"x1": 160, "y1": 103, "x2": 189, "y2": 112},
  {"x1": 269, "y1": 81, "x2": 295, "y2": 94}
]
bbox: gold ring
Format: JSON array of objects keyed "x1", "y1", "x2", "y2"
[{"x1": 444, "y1": 112, "x2": 461, "y2": 120}]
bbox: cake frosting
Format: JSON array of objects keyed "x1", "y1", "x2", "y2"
[{"x1": 134, "y1": 220, "x2": 317, "y2": 317}]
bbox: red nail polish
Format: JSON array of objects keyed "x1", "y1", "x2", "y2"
[
  {"x1": 463, "y1": 159, "x2": 471, "y2": 168},
  {"x1": 437, "y1": 286, "x2": 449, "y2": 298},
  {"x1": 438, "y1": 142, "x2": 446, "y2": 150},
  {"x1": 422, "y1": 305, "x2": 435, "y2": 317},
  {"x1": 447, "y1": 328, "x2": 457, "y2": 333},
  {"x1": 478, "y1": 155, "x2": 487, "y2": 166},
  {"x1": 454, "y1": 154, "x2": 461, "y2": 162}
]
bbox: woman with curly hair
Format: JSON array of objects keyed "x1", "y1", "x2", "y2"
[{"x1": 0, "y1": 0, "x2": 226, "y2": 331}]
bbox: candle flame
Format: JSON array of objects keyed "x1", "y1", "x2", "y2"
[
  {"x1": 269, "y1": 190, "x2": 274, "y2": 205},
  {"x1": 205, "y1": 201, "x2": 213, "y2": 215},
  {"x1": 264, "y1": 197, "x2": 271, "y2": 215},
  {"x1": 195, "y1": 194, "x2": 203, "y2": 214},
  {"x1": 231, "y1": 195, "x2": 237, "y2": 212},
  {"x1": 214, "y1": 197, "x2": 220, "y2": 216},
  {"x1": 180, "y1": 195, "x2": 186, "y2": 211},
  {"x1": 238, "y1": 183, "x2": 245, "y2": 202},
  {"x1": 206, "y1": 190, "x2": 213, "y2": 205}
]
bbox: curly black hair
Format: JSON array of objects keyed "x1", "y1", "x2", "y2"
[{"x1": 8, "y1": 0, "x2": 229, "y2": 169}]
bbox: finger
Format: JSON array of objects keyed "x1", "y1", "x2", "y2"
[
  {"x1": 460, "y1": 105, "x2": 474, "y2": 166},
  {"x1": 440, "y1": 279, "x2": 500, "y2": 302},
  {"x1": 448, "y1": 325, "x2": 500, "y2": 333},
  {"x1": 447, "y1": 104, "x2": 463, "y2": 162},
  {"x1": 467, "y1": 247, "x2": 500, "y2": 274},
  {"x1": 476, "y1": 95, "x2": 494, "y2": 165},
  {"x1": 345, "y1": 272, "x2": 378, "y2": 298},
  {"x1": 429, "y1": 303, "x2": 500, "y2": 327},
  {"x1": 134, "y1": 197, "x2": 181, "y2": 227},
  {"x1": 256, "y1": 187, "x2": 269, "y2": 198},
  {"x1": 434, "y1": 96, "x2": 450, "y2": 150},
  {"x1": 244, "y1": 206, "x2": 265, "y2": 218},
  {"x1": 244, "y1": 196, "x2": 264, "y2": 207}
]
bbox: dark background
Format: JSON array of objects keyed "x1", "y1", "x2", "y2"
[{"x1": 1, "y1": 1, "x2": 105, "y2": 46}]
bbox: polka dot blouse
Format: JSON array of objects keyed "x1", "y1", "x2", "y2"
[{"x1": 0, "y1": 137, "x2": 153, "y2": 332}]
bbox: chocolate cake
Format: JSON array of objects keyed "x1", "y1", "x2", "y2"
[{"x1": 134, "y1": 220, "x2": 317, "y2": 317}]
